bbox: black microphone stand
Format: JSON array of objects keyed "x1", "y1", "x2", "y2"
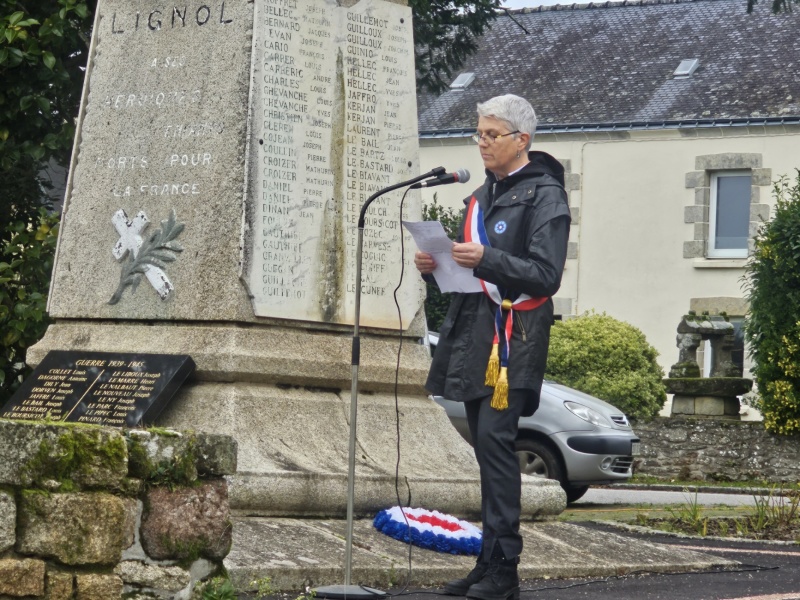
[{"x1": 313, "y1": 167, "x2": 445, "y2": 600}]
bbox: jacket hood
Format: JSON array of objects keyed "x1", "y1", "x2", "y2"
[{"x1": 486, "y1": 151, "x2": 565, "y2": 187}]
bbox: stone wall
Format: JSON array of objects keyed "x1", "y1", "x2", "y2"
[
  {"x1": 0, "y1": 420, "x2": 236, "y2": 599},
  {"x1": 634, "y1": 417, "x2": 800, "y2": 482}
]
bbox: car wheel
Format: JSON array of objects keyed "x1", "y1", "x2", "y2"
[
  {"x1": 564, "y1": 485, "x2": 590, "y2": 504},
  {"x1": 515, "y1": 438, "x2": 565, "y2": 482}
]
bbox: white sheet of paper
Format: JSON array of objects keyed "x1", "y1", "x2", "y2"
[{"x1": 402, "y1": 221, "x2": 483, "y2": 293}]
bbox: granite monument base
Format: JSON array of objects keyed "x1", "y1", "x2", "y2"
[
  {"x1": 665, "y1": 377, "x2": 752, "y2": 420},
  {"x1": 670, "y1": 395, "x2": 741, "y2": 419},
  {"x1": 28, "y1": 321, "x2": 566, "y2": 519}
]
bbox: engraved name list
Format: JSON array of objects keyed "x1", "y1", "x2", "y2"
[{"x1": 248, "y1": 0, "x2": 421, "y2": 328}]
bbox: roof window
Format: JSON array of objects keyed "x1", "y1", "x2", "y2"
[
  {"x1": 673, "y1": 58, "x2": 700, "y2": 79},
  {"x1": 450, "y1": 72, "x2": 476, "y2": 90}
]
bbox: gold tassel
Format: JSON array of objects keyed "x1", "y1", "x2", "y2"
[
  {"x1": 491, "y1": 367, "x2": 509, "y2": 410},
  {"x1": 484, "y1": 343, "x2": 500, "y2": 386}
]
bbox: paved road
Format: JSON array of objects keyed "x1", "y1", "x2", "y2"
[
  {"x1": 370, "y1": 524, "x2": 800, "y2": 600},
  {"x1": 512, "y1": 523, "x2": 800, "y2": 599}
]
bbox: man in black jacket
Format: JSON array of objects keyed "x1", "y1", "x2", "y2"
[{"x1": 415, "y1": 94, "x2": 571, "y2": 600}]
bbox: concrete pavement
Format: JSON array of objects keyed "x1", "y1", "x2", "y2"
[
  {"x1": 578, "y1": 486, "x2": 761, "y2": 507},
  {"x1": 224, "y1": 516, "x2": 737, "y2": 593}
]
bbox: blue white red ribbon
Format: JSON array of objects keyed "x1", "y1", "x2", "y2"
[
  {"x1": 464, "y1": 195, "x2": 547, "y2": 312},
  {"x1": 464, "y1": 196, "x2": 548, "y2": 408},
  {"x1": 373, "y1": 507, "x2": 482, "y2": 555}
]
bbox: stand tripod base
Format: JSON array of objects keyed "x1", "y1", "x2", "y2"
[{"x1": 313, "y1": 585, "x2": 387, "y2": 600}]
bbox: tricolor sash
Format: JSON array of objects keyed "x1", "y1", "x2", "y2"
[{"x1": 464, "y1": 195, "x2": 548, "y2": 409}]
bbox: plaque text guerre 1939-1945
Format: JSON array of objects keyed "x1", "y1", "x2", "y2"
[{"x1": 0, "y1": 352, "x2": 195, "y2": 428}]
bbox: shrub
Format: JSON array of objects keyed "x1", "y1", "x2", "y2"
[
  {"x1": 744, "y1": 171, "x2": 800, "y2": 435},
  {"x1": 0, "y1": 208, "x2": 59, "y2": 402},
  {"x1": 546, "y1": 312, "x2": 667, "y2": 420},
  {"x1": 421, "y1": 196, "x2": 463, "y2": 333}
]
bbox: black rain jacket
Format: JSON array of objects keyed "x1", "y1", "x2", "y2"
[{"x1": 426, "y1": 151, "x2": 571, "y2": 416}]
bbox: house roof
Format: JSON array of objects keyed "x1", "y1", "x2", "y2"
[{"x1": 417, "y1": 0, "x2": 800, "y2": 133}]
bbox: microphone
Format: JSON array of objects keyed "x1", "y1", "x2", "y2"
[{"x1": 410, "y1": 168, "x2": 470, "y2": 189}]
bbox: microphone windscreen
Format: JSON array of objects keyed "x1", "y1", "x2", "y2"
[{"x1": 456, "y1": 169, "x2": 471, "y2": 183}]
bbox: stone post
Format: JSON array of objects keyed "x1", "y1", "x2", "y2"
[
  {"x1": 709, "y1": 333, "x2": 738, "y2": 378},
  {"x1": 669, "y1": 332, "x2": 702, "y2": 378}
]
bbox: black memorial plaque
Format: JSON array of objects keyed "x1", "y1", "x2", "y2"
[{"x1": 0, "y1": 351, "x2": 195, "y2": 428}]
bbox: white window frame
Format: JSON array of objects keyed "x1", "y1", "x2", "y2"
[{"x1": 708, "y1": 170, "x2": 751, "y2": 259}]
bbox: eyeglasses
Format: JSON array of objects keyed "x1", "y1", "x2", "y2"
[{"x1": 471, "y1": 130, "x2": 520, "y2": 145}]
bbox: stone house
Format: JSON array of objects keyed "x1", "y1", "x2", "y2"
[{"x1": 415, "y1": 0, "x2": 800, "y2": 411}]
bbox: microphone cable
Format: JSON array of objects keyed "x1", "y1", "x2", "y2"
[
  {"x1": 358, "y1": 175, "x2": 469, "y2": 597},
  {"x1": 384, "y1": 182, "x2": 473, "y2": 596},
  {"x1": 346, "y1": 183, "x2": 422, "y2": 598},
  {"x1": 354, "y1": 185, "x2": 427, "y2": 597},
  {"x1": 388, "y1": 185, "x2": 417, "y2": 596}
]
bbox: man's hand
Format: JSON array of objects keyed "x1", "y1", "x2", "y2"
[
  {"x1": 452, "y1": 242, "x2": 484, "y2": 268},
  {"x1": 414, "y1": 251, "x2": 437, "y2": 274}
]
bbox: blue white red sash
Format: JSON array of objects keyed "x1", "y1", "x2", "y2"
[{"x1": 464, "y1": 195, "x2": 548, "y2": 409}]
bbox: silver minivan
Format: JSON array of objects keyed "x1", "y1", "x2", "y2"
[{"x1": 428, "y1": 333, "x2": 640, "y2": 503}]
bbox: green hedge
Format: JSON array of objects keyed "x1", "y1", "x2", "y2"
[
  {"x1": 546, "y1": 313, "x2": 667, "y2": 421},
  {"x1": 745, "y1": 171, "x2": 800, "y2": 435}
]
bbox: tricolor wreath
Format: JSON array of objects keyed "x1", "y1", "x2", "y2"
[{"x1": 373, "y1": 507, "x2": 482, "y2": 555}]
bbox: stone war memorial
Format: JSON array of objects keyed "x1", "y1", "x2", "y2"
[{"x1": 28, "y1": 0, "x2": 564, "y2": 519}]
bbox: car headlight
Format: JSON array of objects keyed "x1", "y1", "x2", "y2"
[{"x1": 564, "y1": 401, "x2": 613, "y2": 428}]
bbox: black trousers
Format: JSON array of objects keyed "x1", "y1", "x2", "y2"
[{"x1": 465, "y1": 389, "x2": 537, "y2": 561}]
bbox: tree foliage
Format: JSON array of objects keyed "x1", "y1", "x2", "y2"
[
  {"x1": 421, "y1": 197, "x2": 463, "y2": 333},
  {"x1": 0, "y1": 209, "x2": 60, "y2": 402},
  {"x1": 744, "y1": 172, "x2": 800, "y2": 435},
  {"x1": 545, "y1": 313, "x2": 667, "y2": 421},
  {"x1": 0, "y1": 0, "x2": 93, "y2": 403},
  {"x1": 411, "y1": 0, "x2": 500, "y2": 94},
  {"x1": 0, "y1": 0, "x2": 94, "y2": 222}
]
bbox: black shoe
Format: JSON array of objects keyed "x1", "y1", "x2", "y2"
[
  {"x1": 444, "y1": 561, "x2": 489, "y2": 596},
  {"x1": 465, "y1": 550, "x2": 519, "y2": 600}
]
